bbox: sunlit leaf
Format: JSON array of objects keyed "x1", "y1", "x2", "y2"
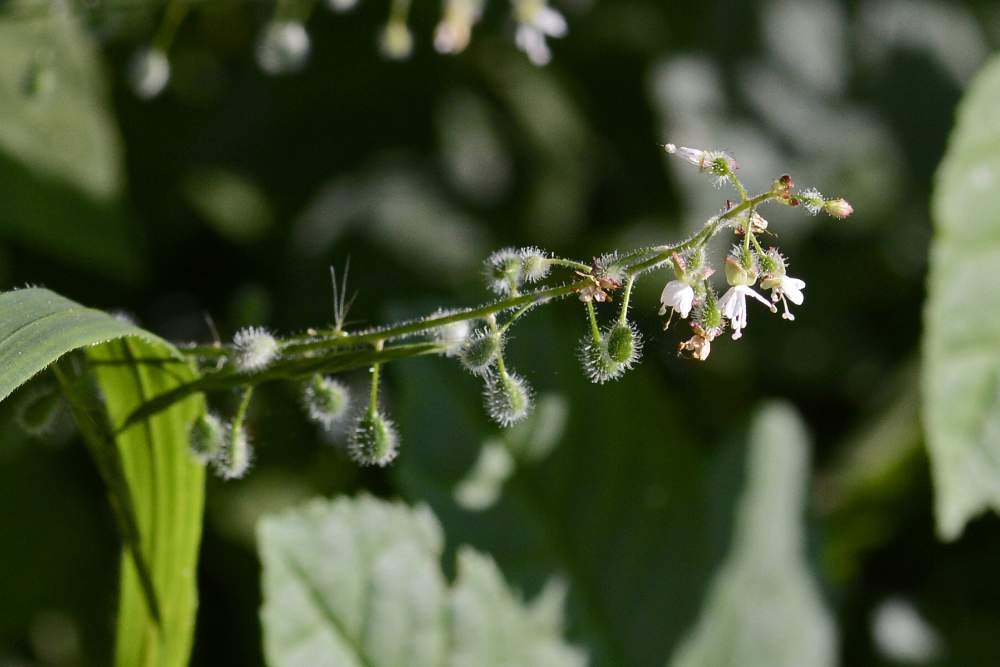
[
  {"x1": 0, "y1": 286, "x2": 204, "y2": 667},
  {"x1": 669, "y1": 402, "x2": 837, "y2": 667},
  {"x1": 90, "y1": 338, "x2": 205, "y2": 667},
  {"x1": 923, "y1": 53, "x2": 1000, "y2": 540},
  {"x1": 258, "y1": 495, "x2": 585, "y2": 667}
]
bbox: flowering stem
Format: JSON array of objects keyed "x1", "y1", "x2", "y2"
[{"x1": 547, "y1": 258, "x2": 593, "y2": 273}]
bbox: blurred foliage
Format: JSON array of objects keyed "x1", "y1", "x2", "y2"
[
  {"x1": 258, "y1": 495, "x2": 584, "y2": 666},
  {"x1": 923, "y1": 53, "x2": 1000, "y2": 541},
  {"x1": 1, "y1": 0, "x2": 1000, "y2": 666}
]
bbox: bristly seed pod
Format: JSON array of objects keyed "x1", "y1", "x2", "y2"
[
  {"x1": 214, "y1": 423, "x2": 253, "y2": 480},
  {"x1": 233, "y1": 326, "x2": 280, "y2": 372},
  {"x1": 459, "y1": 328, "x2": 503, "y2": 376},
  {"x1": 303, "y1": 375, "x2": 351, "y2": 429},
  {"x1": 189, "y1": 413, "x2": 225, "y2": 464},
  {"x1": 484, "y1": 248, "x2": 523, "y2": 295},
  {"x1": 348, "y1": 410, "x2": 399, "y2": 466},
  {"x1": 578, "y1": 321, "x2": 642, "y2": 384},
  {"x1": 519, "y1": 247, "x2": 551, "y2": 283},
  {"x1": 483, "y1": 368, "x2": 532, "y2": 427}
]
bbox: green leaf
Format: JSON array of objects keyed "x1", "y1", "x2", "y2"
[
  {"x1": 924, "y1": 54, "x2": 1000, "y2": 540},
  {"x1": 258, "y1": 495, "x2": 585, "y2": 667},
  {"x1": 90, "y1": 338, "x2": 205, "y2": 667},
  {"x1": 0, "y1": 287, "x2": 167, "y2": 403},
  {"x1": 0, "y1": 6, "x2": 139, "y2": 279},
  {"x1": 0, "y1": 286, "x2": 205, "y2": 666},
  {"x1": 668, "y1": 402, "x2": 837, "y2": 667}
]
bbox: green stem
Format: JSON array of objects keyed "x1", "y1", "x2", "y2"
[
  {"x1": 547, "y1": 257, "x2": 592, "y2": 273},
  {"x1": 152, "y1": 0, "x2": 189, "y2": 52},
  {"x1": 618, "y1": 276, "x2": 634, "y2": 325},
  {"x1": 585, "y1": 300, "x2": 601, "y2": 343},
  {"x1": 232, "y1": 385, "x2": 254, "y2": 439},
  {"x1": 368, "y1": 341, "x2": 384, "y2": 416}
]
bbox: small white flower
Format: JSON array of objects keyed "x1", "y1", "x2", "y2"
[
  {"x1": 659, "y1": 280, "x2": 695, "y2": 319},
  {"x1": 718, "y1": 285, "x2": 775, "y2": 340},
  {"x1": 512, "y1": 0, "x2": 567, "y2": 66},
  {"x1": 768, "y1": 275, "x2": 806, "y2": 321},
  {"x1": 128, "y1": 48, "x2": 170, "y2": 99},
  {"x1": 256, "y1": 21, "x2": 311, "y2": 75},
  {"x1": 434, "y1": 0, "x2": 484, "y2": 54},
  {"x1": 663, "y1": 144, "x2": 737, "y2": 186},
  {"x1": 380, "y1": 20, "x2": 414, "y2": 60}
]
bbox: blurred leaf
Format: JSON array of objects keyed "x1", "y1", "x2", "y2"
[
  {"x1": 258, "y1": 494, "x2": 584, "y2": 667},
  {"x1": 89, "y1": 338, "x2": 205, "y2": 667},
  {"x1": 923, "y1": 53, "x2": 1000, "y2": 540},
  {"x1": 0, "y1": 286, "x2": 204, "y2": 666},
  {"x1": 0, "y1": 6, "x2": 138, "y2": 279},
  {"x1": 0, "y1": 287, "x2": 166, "y2": 403},
  {"x1": 181, "y1": 166, "x2": 274, "y2": 243},
  {"x1": 669, "y1": 402, "x2": 837, "y2": 667}
]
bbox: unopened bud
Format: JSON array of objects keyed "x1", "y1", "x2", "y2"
[
  {"x1": 189, "y1": 413, "x2": 225, "y2": 463},
  {"x1": 484, "y1": 369, "x2": 532, "y2": 427},
  {"x1": 823, "y1": 197, "x2": 853, "y2": 219},
  {"x1": 348, "y1": 410, "x2": 399, "y2": 466},
  {"x1": 303, "y1": 375, "x2": 350, "y2": 429}
]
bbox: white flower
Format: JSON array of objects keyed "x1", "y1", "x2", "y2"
[
  {"x1": 513, "y1": 0, "x2": 567, "y2": 66},
  {"x1": 659, "y1": 280, "x2": 695, "y2": 319},
  {"x1": 662, "y1": 143, "x2": 737, "y2": 186},
  {"x1": 769, "y1": 275, "x2": 806, "y2": 321},
  {"x1": 128, "y1": 48, "x2": 170, "y2": 99},
  {"x1": 718, "y1": 285, "x2": 775, "y2": 340},
  {"x1": 256, "y1": 21, "x2": 311, "y2": 75},
  {"x1": 434, "y1": 0, "x2": 484, "y2": 54},
  {"x1": 380, "y1": 20, "x2": 414, "y2": 60}
]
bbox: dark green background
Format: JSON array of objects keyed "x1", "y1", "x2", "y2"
[{"x1": 1, "y1": 0, "x2": 999, "y2": 665}]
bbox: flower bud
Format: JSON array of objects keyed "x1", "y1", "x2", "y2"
[
  {"x1": 128, "y1": 48, "x2": 170, "y2": 99},
  {"x1": 485, "y1": 248, "x2": 523, "y2": 295},
  {"x1": 348, "y1": 410, "x2": 399, "y2": 466},
  {"x1": 189, "y1": 413, "x2": 224, "y2": 463},
  {"x1": 823, "y1": 197, "x2": 853, "y2": 219},
  {"x1": 233, "y1": 327, "x2": 280, "y2": 372},
  {"x1": 379, "y1": 21, "x2": 414, "y2": 61},
  {"x1": 256, "y1": 21, "x2": 311, "y2": 75},
  {"x1": 459, "y1": 328, "x2": 503, "y2": 376},
  {"x1": 303, "y1": 375, "x2": 351, "y2": 429},
  {"x1": 214, "y1": 424, "x2": 253, "y2": 480},
  {"x1": 484, "y1": 369, "x2": 532, "y2": 427}
]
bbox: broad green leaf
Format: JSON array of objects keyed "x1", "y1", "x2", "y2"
[
  {"x1": 258, "y1": 495, "x2": 585, "y2": 667},
  {"x1": 923, "y1": 54, "x2": 1000, "y2": 540},
  {"x1": 669, "y1": 402, "x2": 837, "y2": 667},
  {"x1": 0, "y1": 287, "x2": 166, "y2": 403},
  {"x1": 0, "y1": 5, "x2": 139, "y2": 279},
  {"x1": 90, "y1": 339, "x2": 205, "y2": 667},
  {"x1": 0, "y1": 286, "x2": 205, "y2": 666}
]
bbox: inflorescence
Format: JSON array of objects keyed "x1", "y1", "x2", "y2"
[
  {"x1": 184, "y1": 142, "x2": 852, "y2": 475},
  {"x1": 123, "y1": 0, "x2": 570, "y2": 100}
]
